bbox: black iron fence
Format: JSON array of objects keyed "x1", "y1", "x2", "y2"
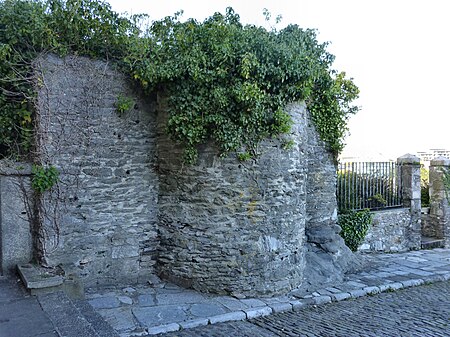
[{"x1": 337, "y1": 161, "x2": 403, "y2": 211}]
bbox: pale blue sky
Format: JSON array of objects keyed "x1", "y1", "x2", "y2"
[{"x1": 107, "y1": 0, "x2": 450, "y2": 161}]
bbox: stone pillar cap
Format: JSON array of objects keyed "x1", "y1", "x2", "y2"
[
  {"x1": 0, "y1": 160, "x2": 32, "y2": 175},
  {"x1": 397, "y1": 154, "x2": 420, "y2": 165},
  {"x1": 430, "y1": 156, "x2": 450, "y2": 166}
]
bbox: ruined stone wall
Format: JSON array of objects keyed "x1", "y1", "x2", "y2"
[
  {"x1": 28, "y1": 54, "x2": 359, "y2": 295},
  {"x1": 359, "y1": 208, "x2": 412, "y2": 253},
  {"x1": 302, "y1": 114, "x2": 359, "y2": 291},
  {"x1": 35, "y1": 55, "x2": 159, "y2": 286},
  {"x1": 156, "y1": 100, "x2": 307, "y2": 297}
]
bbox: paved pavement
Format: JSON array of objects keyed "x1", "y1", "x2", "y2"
[
  {"x1": 85, "y1": 248, "x2": 450, "y2": 336},
  {"x1": 161, "y1": 280, "x2": 450, "y2": 336},
  {"x1": 1, "y1": 248, "x2": 450, "y2": 337},
  {"x1": 0, "y1": 276, "x2": 118, "y2": 337},
  {"x1": 0, "y1": 277, "x2": 58, "y2": 337}
]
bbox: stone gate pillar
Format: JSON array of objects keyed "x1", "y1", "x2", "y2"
[
  {"x1": 429, "y1": 157, "x2": 450, "y2": 247},
  {"x1": 397, "y1": 154, "x2": 421, "y2": 249},
  {"x1": 0, "y1": 161, "x2": 33, "y2": 275}
]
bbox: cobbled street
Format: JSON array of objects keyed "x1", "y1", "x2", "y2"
[{"x1": 161, "y1": 281, "x2": 450, "y2": 337}]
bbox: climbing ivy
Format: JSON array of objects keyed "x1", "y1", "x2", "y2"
[
  {"x1": 31, "y1": 164, "x2": 59, "y2": 193},
  {"x1": 338, "y1": 209, "x2": 373, "y2": 252},
  {"x1": 0, "y1": 0, "x2": 359, "y2": 163}
]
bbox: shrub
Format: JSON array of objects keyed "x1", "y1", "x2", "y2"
[{"x1": 338, "y1": 209, "x2": 372, "y2": 252}]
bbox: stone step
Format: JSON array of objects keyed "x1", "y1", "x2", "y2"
[
  {"x1": 38, "y1": 291, "x2": 119, "y2": 337},
  {"x1": 421, "y1": 238, "x2": 445, "y2": 250},
  {"x1": 17, "y1": 264, "x2": 85, "y2": 299}
]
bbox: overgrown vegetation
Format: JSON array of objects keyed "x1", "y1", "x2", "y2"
[
  {"x1": 114, "y1": 94, "x2": 135, "y2": 115},
  {"x1": 338, "y1": 209, "x2": 373, "y2": 252},
  {"x1": 0, "y1": 0, "x2": 359, "y2": 163}
]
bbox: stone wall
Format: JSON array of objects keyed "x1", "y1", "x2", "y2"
[
  {"x1": 0, "y1": 161, "x2": 33, "y2": 275},
  {"x1": 357, "y1": 154, "x2": 422, "y2": 253},
  {"x1": 35, "y1": 55, "x2": 159, "y2": 286},
  {"x1": 303, "y1": 114, "x2": 359, "y2": 290},
  {"x1": 359, "y1": 208, "x2": 412, "y2": 253},
  {"x1": 428, "y1": 157, "x2": 450, "y2": 247},
  {"x1": 0, "y1": 54, "x2": 360, "y2": 295},
  {"x1": 421, "y1": 209, "x2": 435, "y2": 238},
  {"x1": 156, "y1": 99, "x2": 307, "y2": 296}
]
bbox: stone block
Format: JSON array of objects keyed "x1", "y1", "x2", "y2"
[
  {"x1": 313, "y1": 295, "x2": 332, "y2": 305},
  {"x1": 349, "y1": 289, "x2": 368, "y2": 298},
  {"x1": 179, "y1": 318, "x2": 209, "y2": 329},
  {"x1": 269, "y1": 302, "x2": 293, "y2": 313},
  {"x1": 331, "y1": 292, "x2": 351, "y2": 302},
  {"x1": 146, "y1": 323, "x2": 180, "y2": 335},
  {"x1": 290, "y1": 300, "x2": 306, "y2": 311},
  {"x1": 18, "y1": 264, "x2": 64, "y2": 289},
  {"x1": 208, "y1": 311, "x2": 246, "y2": 324},
  {"x1": 244, "y1": 306, "x2": 273, "y2": 319}
]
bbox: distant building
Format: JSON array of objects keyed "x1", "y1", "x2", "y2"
[{"x1": 417, "y1": 149, "x2": 450, "y2": 167}]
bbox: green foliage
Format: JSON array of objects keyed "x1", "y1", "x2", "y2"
[
  {"x1": 131, "y1": 9, "x2": 359, "y2": 162},
  {"x1": 0, "y1": 1, "x2": 359, "y2": 164},
  {"x1": 114, "y1": 94, "x2": 134, "y2": 115},
  {"x1": 237, "y1": 152, "x2": 252, "y2": 162},
  {"x1": 421, "y1": 166, "x2": 430, "y2": 207},
  {"x1": 0, "y1": 0, "x2": 143, "y2": 159},
  {"x1": 281, "y1": 139, "x2": 295, "y2": 150},
  {"x1": 31, "y1": 164, "x2": 59, "y2": 193},
  {"x1": 368, "y1": 193, "x2": 387, "y2": 206},
  {"x1": 338, "y1": 209, "x2": 372, "y2": 252}
]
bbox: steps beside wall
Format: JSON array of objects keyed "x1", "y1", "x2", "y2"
[{"x1": 421, "y1": 237, "x2": 445, "y2": 250}]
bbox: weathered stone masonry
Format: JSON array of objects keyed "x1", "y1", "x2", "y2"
[
  {"x1": 156, "y1": 99, "x2": 308, "y2": 296},
  {"x1": 359, "y1": 154, "x2": 422, "y2": 253},
  {"x1": 35, "y1": 55, "x2": 159, "y2": 286},
  {"x1": 18, "y1": 54, "x2": 356, "y2": 295}
]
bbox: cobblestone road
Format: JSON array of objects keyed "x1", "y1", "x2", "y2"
[{"x1": 161, "y1": 281, "x2": 450, "y2": 337}]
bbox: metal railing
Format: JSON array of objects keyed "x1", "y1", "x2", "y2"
[{"x1": 337, "y1": 161, "x2": 403, "y2": 211}]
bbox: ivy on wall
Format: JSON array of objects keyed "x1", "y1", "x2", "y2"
[{"x1": 0, "y1": 0, "x2": 359, "y2": 163}]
